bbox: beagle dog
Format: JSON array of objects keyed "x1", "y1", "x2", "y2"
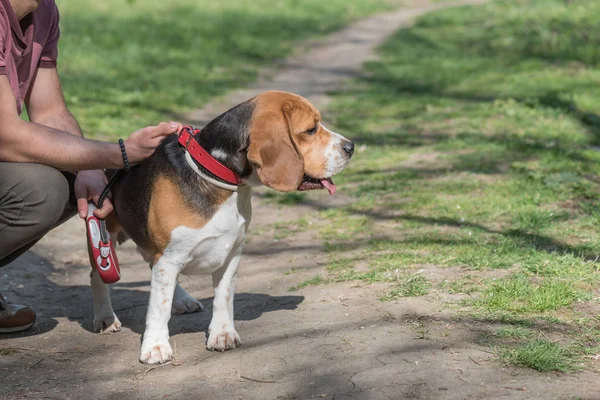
[{"x1": 90, "y1": 91, "x2": 354, "y2": 364}]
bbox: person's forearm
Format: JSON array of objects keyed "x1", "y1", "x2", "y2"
[
  {"x1": 32, "y1": 108, "x2": 83, "y2": 138},
  {"x1": 0, "y1": 119, "x2": 124, "y2": 171},
  {"x1": 32, "y1": 109, "x2": 87, "y2": 173}
]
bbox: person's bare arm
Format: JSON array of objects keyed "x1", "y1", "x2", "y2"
[
  {"x1": 0, "y1": 74, "x2": 124, "y2": 170},
  {"x1": 22, "y1": 67, "x2": 113, "y2": 217},
  {"x1": 0, "y1": 75, "x2": 178, "y2": 170},
  {"x1": 3, "y1": 71, "x2": 181, "y2": 218},
  {"x1": 25, "y1": 67, "x2": 83, "y2": 138}
]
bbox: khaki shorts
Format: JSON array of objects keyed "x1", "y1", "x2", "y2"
[{"x1": 0, "y1": 163, "x2": 77, "y2": 267}]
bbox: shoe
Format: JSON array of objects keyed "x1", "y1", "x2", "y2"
[{"x1": 0, "y1": 292, "x2": 36, "y2": 333}]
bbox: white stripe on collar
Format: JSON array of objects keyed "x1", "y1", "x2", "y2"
[{"x1": 184, "y1": 151, "x2": 239, "y2": 192}]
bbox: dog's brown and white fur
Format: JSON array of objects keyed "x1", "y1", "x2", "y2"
[{"x1": 89, "y1": 91, "x2": 354, "y2": 364}]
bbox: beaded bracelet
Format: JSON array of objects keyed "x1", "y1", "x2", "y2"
[{"x1": 118, "y1": 139, "x2": 130, "y2": 171}]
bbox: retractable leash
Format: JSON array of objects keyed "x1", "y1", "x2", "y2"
[
  {"x1": 85, "y1": 139, "x2": 129, "y2": 284},
  {"x1": 86, "y1": 202, "x2": 120, "y2": 283}
]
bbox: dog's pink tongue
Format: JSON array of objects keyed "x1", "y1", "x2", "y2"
[{"x1": 321, "y1": 178, "x2": 336, "y2": 195}]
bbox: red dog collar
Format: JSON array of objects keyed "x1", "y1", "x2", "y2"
[{"x1": 177, "y1": 126, "x2": 240, "y2": 185}]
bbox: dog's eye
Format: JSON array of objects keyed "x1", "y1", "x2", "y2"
[{"x1": 306, "y1": 126, "x2": 318, "y2": 135}]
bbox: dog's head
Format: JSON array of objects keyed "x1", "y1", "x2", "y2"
[{"x1": 199, "y1": 91, "x2": 354, "y2": 194}]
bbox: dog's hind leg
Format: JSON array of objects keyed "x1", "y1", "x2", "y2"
[
  {"x1": 206, "y1": 252, "x2": 242, "y2": 351},
  {"x1": 172, "y1": 283, "x2": 204, "y2": 315},
  {"x1": 90, "y1": 269, "x2": 121, "y2": 334},
  {"x1": 88, "y1": 231, "x2": 121, "y2": 334}
]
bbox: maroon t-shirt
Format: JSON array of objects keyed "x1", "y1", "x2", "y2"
[{"x1": 0, "y1": 0, "x2": 59, "y2": 115}]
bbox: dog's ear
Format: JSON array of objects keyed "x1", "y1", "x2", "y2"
[{"x1": 247, "y1": 108, "x2": 304, "y2": 192}]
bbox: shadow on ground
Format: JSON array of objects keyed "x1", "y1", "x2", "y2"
[{"x1": 0, "y1": 250, "x2": 303, "y2": 339}]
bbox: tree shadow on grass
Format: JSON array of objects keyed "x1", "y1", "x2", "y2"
[
  {"x1": 255, "y1": 191, "x2": 600, "y2": 263},
  {"x1": 337, "y1": 16, "x2": 600, "y2": 150},
  {"x1": 345, "y1": 73, "x2": 600, "y2": 152}
]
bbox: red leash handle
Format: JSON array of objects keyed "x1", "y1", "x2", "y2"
[
  {"x1": 86, "y1": 202, "x2": 121, "y2": 284},
  {"x1": 177, "y1": 125, "x2": 241, "y2": 185}
]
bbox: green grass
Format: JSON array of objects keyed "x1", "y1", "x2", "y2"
[
  {"x1": 498, "y1": 339, "x2": 577, "y2": 372},
  {"x1": 440, "y1": 276, "x2": 478, "y2": 294},
  {"x1": 53, "y1": 0, "x2": 391, "y2": 137},
  {"x1": 380, "y1": 274, "x2": 430, "y2": 300},
  {"x1": 474, "y1": 274, "x2": 589, "y2": 314},
  {"x1": 495, "y1": 326, "x2": 534, "y2": 340},
  {"x1": 262, "y1": 192, "x2": 308, "y2": 205},
  {"x1": 319, "y1": 209, "x2": 373, "y2": 242},
  {"x1": 289, "y1": 275, "x2": 328, "y2": 291},
  {"x1": 304, "y1": 0, "x2": 600, "y2": 295},
  {"x1": 283, "y1": 0, "x2": 600, "y2": 372}
]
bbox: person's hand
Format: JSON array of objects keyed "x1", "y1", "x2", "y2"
[
  {"x1": 75, "y1": 170, "x2": 112, "y2": 219},
  {"x1": 124, "y1": 121, "x2": 182, "y2": 166}
]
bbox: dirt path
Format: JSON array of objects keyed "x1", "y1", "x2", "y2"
[{"x1": 3, "y1": 1, "x2": 599, "y2": 399}]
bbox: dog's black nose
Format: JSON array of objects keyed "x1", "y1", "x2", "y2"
[{"x1": 343, "y1": 141, "x2": 355, "y2": 157}]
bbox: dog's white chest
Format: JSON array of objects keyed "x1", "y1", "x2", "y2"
[{"x1": 165, "y1": 188, "x2": 252, "y2": 274}]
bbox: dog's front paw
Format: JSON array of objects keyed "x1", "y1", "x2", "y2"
[
  {"x1": 172, "y1": 287, "x2": 204, "y2": 315},
  {"x1": 206, "y1": 326, "x2": 241, "y2": 351},
  {"x1": 140, "y1": 340, "x2": 173, "y2": 364},
  {"x1": 93, "y1": 312, "x2": 121, "y2": 334}
]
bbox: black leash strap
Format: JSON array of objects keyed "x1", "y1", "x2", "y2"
[{"x1": 97, "y1": 139, "x2": 129, "y2": 209}]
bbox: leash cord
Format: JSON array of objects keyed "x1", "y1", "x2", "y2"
[
  {"x1": 97, "y1": 139, "x2": 129, "y2": 209},
  {"x1": 97, "y1": 170, "x2": 123, "y2": 209}
]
